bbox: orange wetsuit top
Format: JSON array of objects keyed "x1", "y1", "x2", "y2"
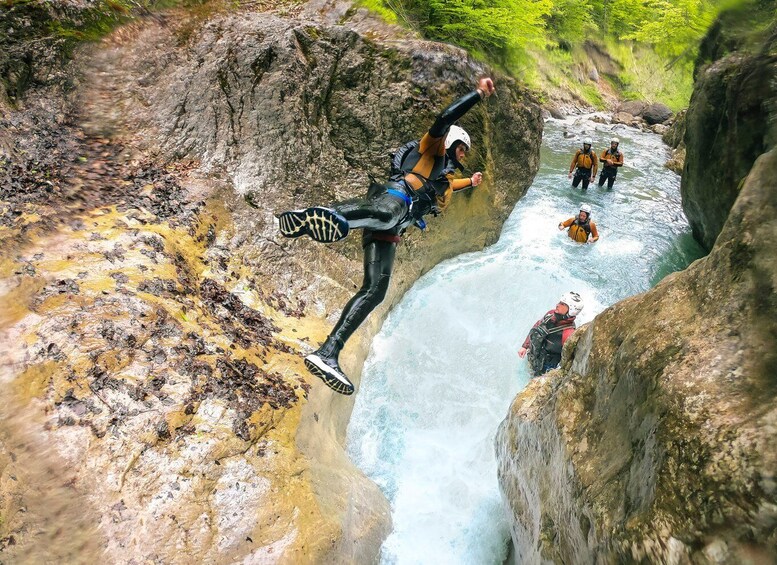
[
  {"x1": 600, "y1": 148, "x2": 624, "y2": 168},
  {"x1": 569, "y1": 150, "x2": 598, "y2": 174},
  {"x1": 403, "y1": 90, "x2": 484, "y2": 211},
  {"x1": 562, "y1": 217, "x2": 599, "y2": 243}
]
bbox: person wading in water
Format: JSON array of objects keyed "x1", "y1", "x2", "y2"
[
  {"x1": 568, "y1": 137, "x2": 598, "y2": 191},
  {"x1": 558, "y1": 203, "x2": 599, "y2": 244},
  {"x1": 598, "y1": 137, "x2": 624, "y2": 189}
]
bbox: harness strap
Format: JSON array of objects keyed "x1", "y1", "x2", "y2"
[
  {"x1": 367, "y1": 231, "x2": 401, "y2": 243},
  {"x1": 386, "y1": 188, "x2": 413, "y2": 207}
]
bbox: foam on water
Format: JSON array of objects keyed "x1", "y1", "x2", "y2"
[{"x1": 346, "y1": 116, "x2": 705, "y2": 564}]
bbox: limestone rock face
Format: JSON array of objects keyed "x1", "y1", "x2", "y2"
[
  {"x1": 681, "y1": 24, "x2": 777, "y2": 251},
  {"x1": 496, "y1": 143, "x2": 777, "y2": 564},
  {"x1": 0, "y1": 4, "x2": 542, "y2": 564},
  {"x1": 662, "y1": 109, "x2": 686, "y2": 149},
  {"x1": 83, "y1": 10, "x2": 541, "y2": 306},
  {"x1": 662, "y1": 109, "x2": 686, "y2": 173},
  {"x1": 497, "y1": 8, "x2": 777, "y2": 562}
]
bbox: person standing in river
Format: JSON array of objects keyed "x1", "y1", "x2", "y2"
[
  {"x1": 598, "y1": 137, "x2": 624, "y2": 189},
  {"x1": 518, "y1": 292, "x2": 584, "y2": 376},
  {"x1": 568, "y1": 137, "x2": 598, "y2": 190},
  {"x1": 277, "y1": 77, "x2": 496, "y2": 395}
]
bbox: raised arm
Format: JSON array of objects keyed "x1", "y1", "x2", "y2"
[{"x1": 420, "y1": 78, "x2": 495, "y2": 153}]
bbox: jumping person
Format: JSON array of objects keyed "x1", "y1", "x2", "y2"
[
  {"x1": 598, "y1": 137, "x2": 624, "y2": 189},
  {"x1": 277, "y1": 78, "x2": 496, "y2": 395},
  {"x1": 558, "y1": 203, "x2": 599, "y2": 243},
  {"x1": 518, "y1": 292, "x2": 584, "y2": 376},
  {"x1": 568, "y1": 137, "x2": 598, "y2": 190}
]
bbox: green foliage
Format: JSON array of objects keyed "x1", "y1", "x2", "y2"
[
  {"x1": 358, "y1": 0, "x2": 743, "y2": 109},
  {"x1": 607, "y1": 41, "x2": 696, "y2": 110},
  {"x1": 544, "y1": 0, "x2": 598, "y2": 41},
  {"x1": 358, "y1": 0, "x2": 399, "y2": 23},
  {"x1": 619, "y1": 0, "x2": 718, "y2": 59},
  {"x1": 367, "y1": 0, "x2": 553, "y2": 60}
]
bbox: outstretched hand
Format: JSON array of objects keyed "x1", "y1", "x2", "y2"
[
  {"x1": 471, "y1": 172, "x2": 483, "y2": 186},
  {"x1": 478, "y1": 77, "x2": 495, "y2": 98}
]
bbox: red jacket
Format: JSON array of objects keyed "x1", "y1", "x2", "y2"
[{"x1": 522, "y1": 310, "x2": 576, "y2": 351}]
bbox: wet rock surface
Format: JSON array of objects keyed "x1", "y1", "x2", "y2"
[
  {"x1": 1, "y1": 0, "x2": 542, "y2": 562},
  {"x1": 497, "y1": 144, "x2": 777, "y2": 564},
  {"x1": 681, "y1": 3, "x2": 777, "y2": 252},
  {"x1": 496, "y1": 6, "x2": 777, "y2": 563},
  {"x1": 641, "y1": 102, "x2": 672, "y2": 124}
]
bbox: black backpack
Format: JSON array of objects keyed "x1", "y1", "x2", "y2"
[
  {"x1": 390, "y1": 140, "x2": 420, "y2": 179},
  {"x1": 527, "y1": 325, "x2": 550, "y2": 376}
]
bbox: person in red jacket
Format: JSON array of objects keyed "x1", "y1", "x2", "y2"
[{"x1": 518, "y1": 292, "x2": 584, "y2": 376}]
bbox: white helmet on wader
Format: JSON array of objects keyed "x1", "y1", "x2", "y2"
[
  {"x1": 611, "y1": 137, "x2": 620, "y2": 144},
  {"x1": 579, "y1": 203, "x2": 592, "y2": 217},
  {"x1": 583, "y1": 137, "x2": 593, "y2": 146},
  {"x1": 559, "y1": 291, "x2": 584, "y2": 317},
  {"x1": 445, "y1": 125, "x2": 471, "y2": 150}
]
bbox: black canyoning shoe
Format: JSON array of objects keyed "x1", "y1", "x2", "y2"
[
  {"x1": 278, "y1": 207, "x2": 349, "y2": 243},
  {"x1": 304, "y1": 352, "x2": 354, "y2": 395}
]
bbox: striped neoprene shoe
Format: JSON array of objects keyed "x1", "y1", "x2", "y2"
[
  {"x1": 278, "y1": 207, "x2": 349, "y2": 243},
  {"x1": 304, "y1": 352, "x2": 355, "y2": 395}
]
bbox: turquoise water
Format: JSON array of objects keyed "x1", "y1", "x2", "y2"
[{"x1": 346, "y1": 116, "x2": 705, "y2": 564}]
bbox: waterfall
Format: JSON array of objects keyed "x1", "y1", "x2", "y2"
[{"x1": 346, "y1": 116, "x2": 704, "y2": 564}]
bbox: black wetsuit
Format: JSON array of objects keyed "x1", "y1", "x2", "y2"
[{"x1": 316, "y1": 90, "x2": 483, "y2": 362}]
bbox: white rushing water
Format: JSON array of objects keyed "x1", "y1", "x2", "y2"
[{"x1": 346, "y1": 116, "x2": 704, "y2": 564}]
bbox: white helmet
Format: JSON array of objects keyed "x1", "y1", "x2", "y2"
[
  {"x1": 583, "y1": 137, "x2": 592, "y2": 145},
  {"x1": 579, "y1": 203, "x2": 592, "y2": 216},
  {"x1": 559, "y1": 291, "x2": 584, "y2": 317},
  {"x1": 445, "y1": 125, "x2": 471, "y2": 150},
  {"x1": 611, "y1": 137, "x2": 619, "y2": 144}
]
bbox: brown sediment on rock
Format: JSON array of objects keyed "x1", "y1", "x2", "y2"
[{"x1": 1, "y1": 0, "x2": 543, "y2": 562}]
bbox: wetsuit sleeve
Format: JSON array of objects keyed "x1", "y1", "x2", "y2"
[
  {"x1": 591, "y1": 153, "x2": 598, "y2": 175},
  {"x1": 590, "y1": 222, "x2": 599, "y2": 241},
  {"x1": 614, "y1": 151, "x2": 624, "y2": 167},
  {"x1": 419, "y1": 90, "x2": 483, "y2": 155},
  {"x1": 569, "y1": 151, "x2": 580, "y2": 173},
  {"x1": 562, "y1": 217, "x2": 575, "y2": 228},
  {"x1": 450, "y1": 178, "x2": 473, "y2": 191},
  {"x1": 600, "y1": 149, "x2": 608, "y2": 161}
]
